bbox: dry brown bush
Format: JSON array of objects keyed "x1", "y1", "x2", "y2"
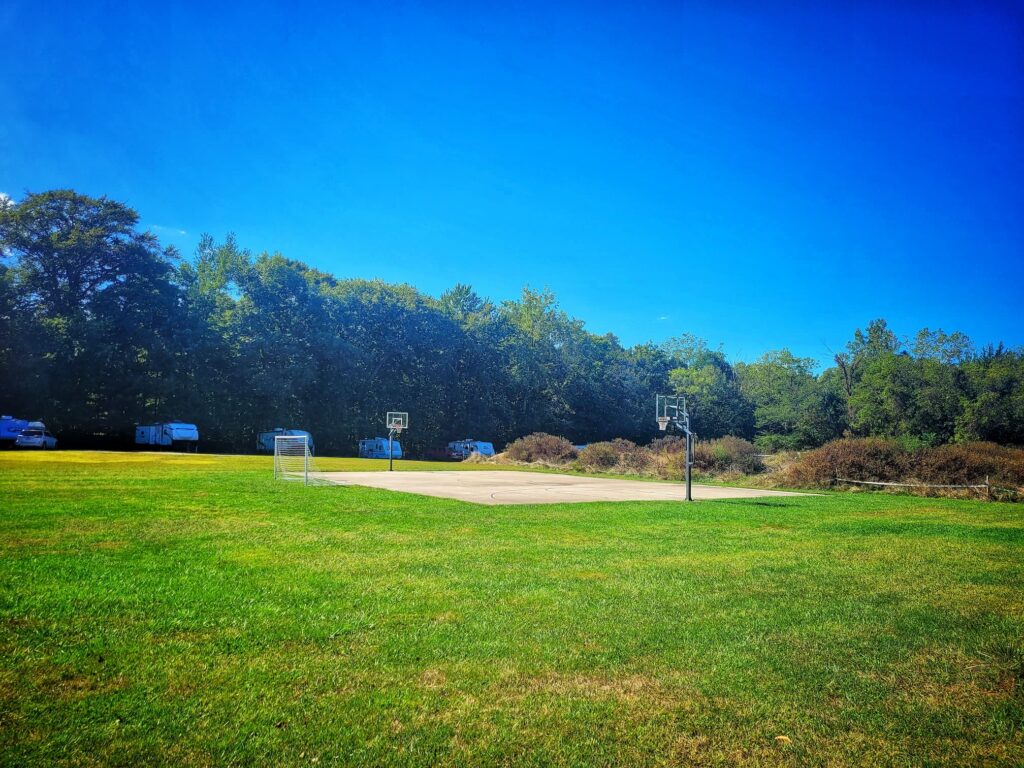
[
  {"x1": 504, "y1": 433, "x2": 578, "y2": 464},
  {"x1": 578, "y1": 440, "x2": 650, "y2": 474},
  {"x1": 577, "y1": 441, "x2": 620, "y2": 470},
  {"x1": 693, "y1": 436, "x2": 764, "y2": 474},
  {"x1": 913, "y1": 442, "x2": 1024, "y2": 487},
  {"x1": 786, "y1": 438, "x2": 910, "y2": 487},
  {"x1": 786, "y1": 438, "x2": 1024, "y2": 493},
  {"x1": 654, "y1": 436, "x2": 763, "y2": 479},
  {"x1": 616, "y1": 442, "x2": 652, "y2": 474},
  {"x1": 648, "y1": 435, "x2": 686, "y2": 455}
]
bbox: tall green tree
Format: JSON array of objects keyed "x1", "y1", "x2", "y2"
[
  {"x1": 664, "y1": 336, "x2": 754, "y2": 438},
  {"x1": 912, "y1": 328, "x2": 974, "y2": 364},
  {"x1": 956, "y1": 346, "x2": 1024, "y2": 444},
  {"x1": 736, "y1": 349, "x2": 843, "y2": 449},
  {"x1": 847, "y1": 352, "x2": 965, "y2": 444},
  {"x1": 833, "y1": 318, "x2": 902, "y2": 427},
  {"x1": 0, "y1": 190, "x2": 181, "y2": 438}
]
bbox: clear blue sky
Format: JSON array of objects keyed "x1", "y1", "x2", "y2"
[{"x1": 2, "y1": 1, "x2": 1021, "y2": 365}]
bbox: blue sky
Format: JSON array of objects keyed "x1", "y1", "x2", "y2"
[{"x1": 2, "y1": 1, "x2": 1021, "y2": 365}]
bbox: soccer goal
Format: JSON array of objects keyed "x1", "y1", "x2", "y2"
[{"x1": 274, "y1": 434, "x2": 317, "y2": 485}]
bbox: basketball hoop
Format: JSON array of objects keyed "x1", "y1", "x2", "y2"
[
  {"x1": 656, "y1": 394, "x2": 693, "y2": 501},
  {"x1": 384, "y1": 411, "x2": 409, "y2": 471},
  {"x1": 386, "y1": 411, "x2": 409, "y2": 434}
]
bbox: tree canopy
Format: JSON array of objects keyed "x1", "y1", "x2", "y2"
[{"x1": 2, "y1": 190, "x2": 1021, "y2": 453}]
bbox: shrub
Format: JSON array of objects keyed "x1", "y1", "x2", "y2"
[
  {"x1": 504, "y1": 433, "x2": 578, "y2": 464},
  {"x1": 577, "y1": 441, "x2": 620, "y2": 470},
  {"x1": 656, "y1": 436, "x2": 763, "y2": 479},
  {"x1": 691, "y1": 436, "x2": 764, "y2": 475},
  {"x1": 787, "y1": 438, "x2": 1024, "y2": 495},
  {"x1": 578, "y1": 439, "x2": 651, "y2": 474},
  {"x1": 605, "y1": 439, "x2": 650, "y2": 473},
  {"x1": 913, "y1": 442, "x2": 1024, "y2": 487},
  {"x1": 616, "y1": 441, "x2": 652, "y2": 473},
  {"x1": 786, "y1": 438, "x2": 911, "y2": 487},
  {"x1": 648, "y1": 435, "x2": 686, "y2": 455},
  {"x1": 753, "y1": 433, "x2": 802, "y2": 453}
]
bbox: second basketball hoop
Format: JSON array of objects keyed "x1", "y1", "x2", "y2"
[{"x1": 385, "y1": 411, "x2": 408, "y2": 471}]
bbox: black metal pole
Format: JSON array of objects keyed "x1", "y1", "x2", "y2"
[
  {"x1": 685, "y1": 431, "x2": 693, "y2": 501},
  {"x1": 388, "y1": 429, "x2": 394, "y2": 472}
]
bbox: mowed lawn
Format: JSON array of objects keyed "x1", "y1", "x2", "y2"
[{"x1": 1, "y1": 452, "x2": 1022, "y2": 767}]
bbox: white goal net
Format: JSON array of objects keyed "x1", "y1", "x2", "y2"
[{"x1": 274, "y1": 435, "x2": 320, "y2": 485}]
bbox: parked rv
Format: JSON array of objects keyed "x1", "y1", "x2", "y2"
[
  {"x1": 257, "y1": 428, "x2": 314, "y2": 454},
  {"x1": 135, "y1": 422, "x2": 200, "y2": 451},
  {"x1": 446, "y1": 439, "x2": 495, "y2": 460},
  {"x1": 1, "y1": 416, "x2": 30, "y2": 448},
  {"x1": 359, "y1": 437, "x2": 402, "y2": 459},
  {"x1": 14, "y1": 422, "x2": 57, "y2": 449}
]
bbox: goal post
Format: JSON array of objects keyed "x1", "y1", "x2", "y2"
[{"x1": 274, "y1": 434, "x2": 314, "y2": 485}]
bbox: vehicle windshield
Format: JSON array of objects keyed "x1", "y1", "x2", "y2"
[{"x1": 20, "y1": 430, "x2": 42, "y2": 436}]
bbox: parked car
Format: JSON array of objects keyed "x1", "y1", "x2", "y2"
[
  {"x1": 15, "y1": 422, "x2": 57, "y2": 449},
  {"x1": 359, "y1": 437, "x2": 402, "y2": 459},
  {"x1": 446, "y1": 439, "x2": 495, "y2": 460},
  {"x1": 257, "y1": 428, "x2": 314, "y2": 454}
]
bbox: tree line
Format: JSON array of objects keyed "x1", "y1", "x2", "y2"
[{"x1": 1, "y1": 190, "x2": 1021, "y2": 453}]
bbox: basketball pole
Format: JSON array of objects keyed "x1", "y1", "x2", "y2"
[
  {"x1": 682, "y1": 400, "x2": 693, "y2": 502},
  {"x1": 657, "y1": 394, "x2": 694, "y2": 502},
  {"x1": 685, "y1": 430, "x2": 693, "y2": 502},
  {"x1": 388, "y1": 427, "x2": 395, "y2": 472}
]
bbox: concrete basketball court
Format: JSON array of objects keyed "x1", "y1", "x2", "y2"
[{"x1": 312, "y1": 470, "x2": 806, "y2": 505}]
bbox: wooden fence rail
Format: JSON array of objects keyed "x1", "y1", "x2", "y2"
[{"x1": 833, "y1": 475, "x2": 1021, "y2": 500}]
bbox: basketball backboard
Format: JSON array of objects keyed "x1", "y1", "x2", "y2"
[
  {"x1": 655, "y1": 394, "x2": 682, "y2": 420},
  {"x1": 386, "y1": 411, "x2": 409, "y2": 431}
]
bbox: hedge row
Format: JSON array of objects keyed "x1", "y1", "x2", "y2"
[
  {"x1": 502, "y1": 432, "x2": 764, "y2": 479},
  {"x1": 787, "y1": 438, "x2": 1024, "y2": 489},
  {"x1": 501, "y1": 433, "x2": 1024, "y2": 499}
]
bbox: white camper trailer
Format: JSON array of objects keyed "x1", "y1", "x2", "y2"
[
  {"x1": 135, "y1": 422, "x2": 200, "y2": 451},
  {"x1": 1, "y1": 416, "x2": 30, "y2": 447},
  {"x1": 257, "y1": 428, "x2": 314, "y2": 454}
]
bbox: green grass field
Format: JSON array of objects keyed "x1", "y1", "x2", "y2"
[{"x1": 1, "y1": 451, "x2": 1022, "y2": 767}]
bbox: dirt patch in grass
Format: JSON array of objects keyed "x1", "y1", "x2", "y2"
[
  {"x1": 513, "y1": 671, "x2": 692, "y2": 711},
  {"x1": 0, "y1": 536, "x2": 57, "y2": 551},
  {"x1": 92, "y1": 540, "x2": 128, "y2": 550},
  {"x1": 420, "y1": 668, "x2": 448, "y2": 689},
  {"x1": 758, "y1": 524, "x2": 793, "y2": 533},
  {"x1": 32, "y1": 668, "x2": 132, "y2": 700},
  {"x1": 875, "y1": 646, "x2": 1024, "y2": 717}
]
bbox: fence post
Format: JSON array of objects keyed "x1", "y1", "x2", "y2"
[{"x1": 986, "y1": 476, "x2": 991, "y2": 501}]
